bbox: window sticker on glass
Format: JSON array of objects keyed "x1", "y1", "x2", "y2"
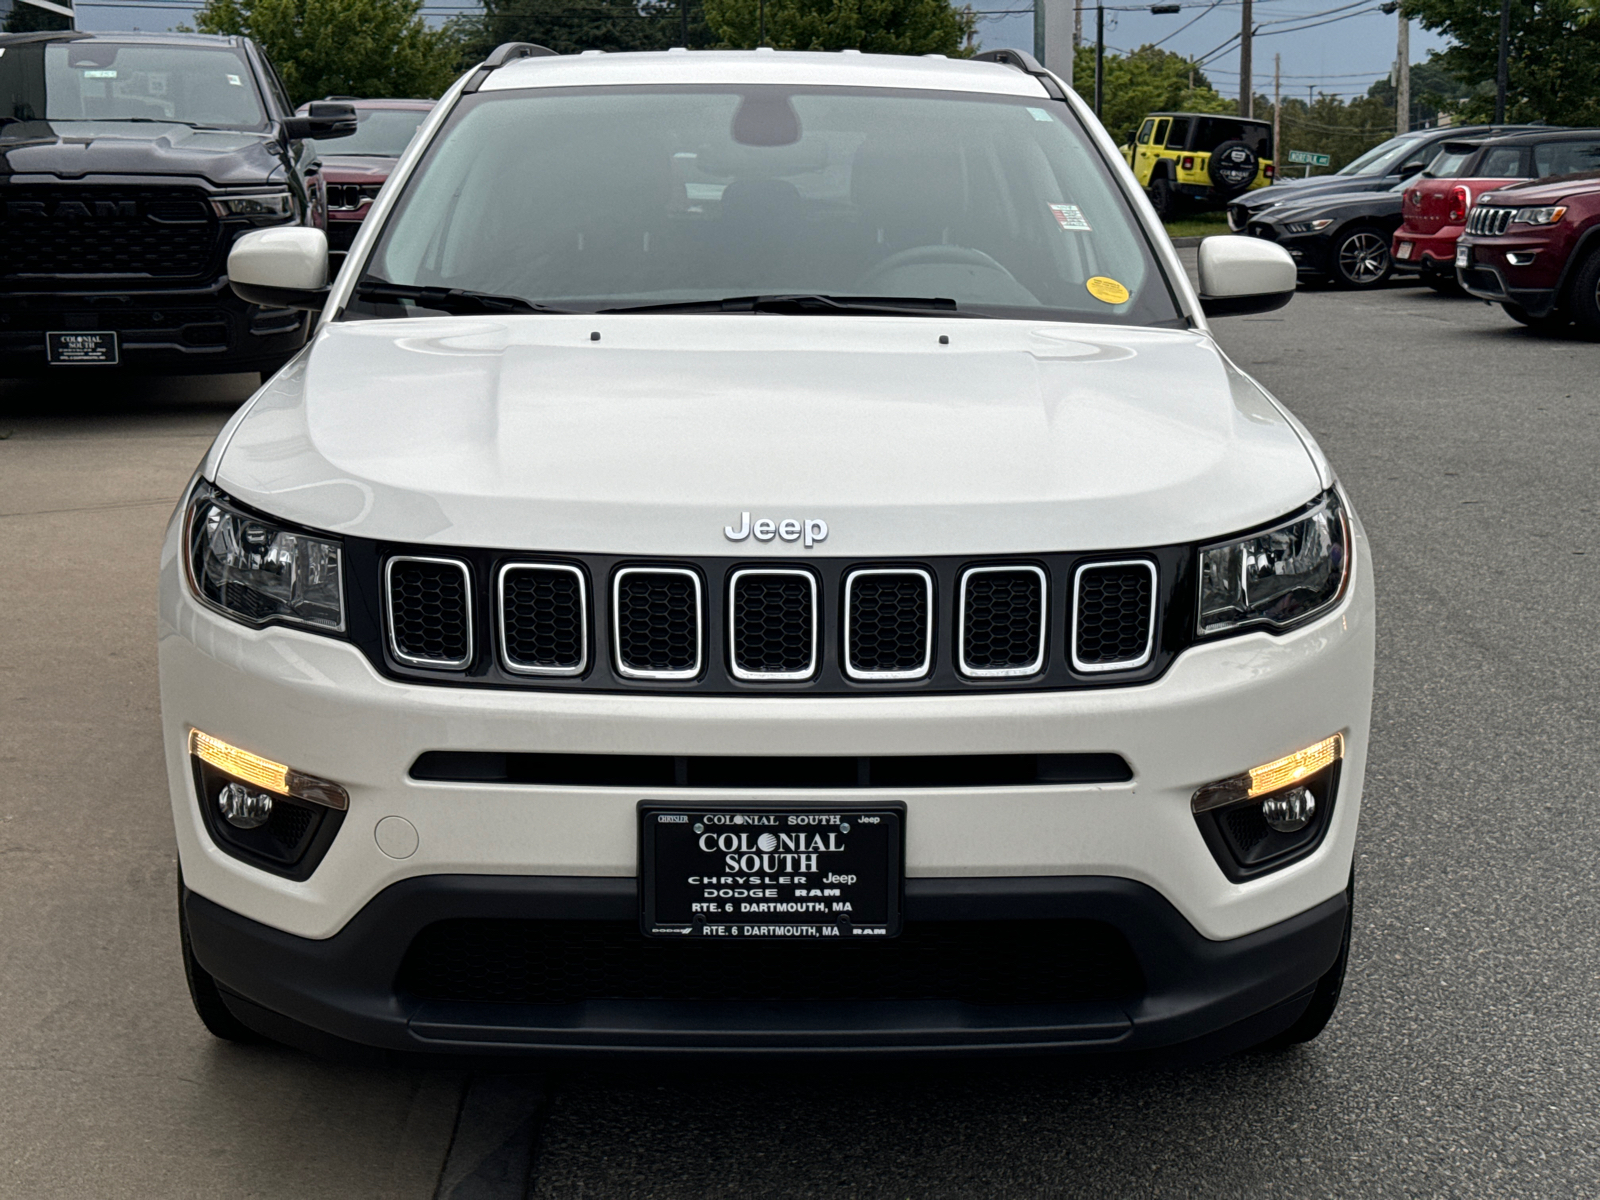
[
  {"x1": 1086, "y1": 276, "x2": 1131, "y2": 304},
  {"x1": 227, "y1": 74, "x2": 243, "y2": 86},
  {"x1": 1050, "y1": 203, "x2": 1092, "y2": 231},
  {"x1": 83, "y1": 69, "x2": 117, "y2": 78},
  {"x1": 1026, "y1": 107, "x2": 1055, "y2": 122}
]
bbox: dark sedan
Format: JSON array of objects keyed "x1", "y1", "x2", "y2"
[{"x1": 1243, "y1": 187, "x2": 1405, "y2": 288}]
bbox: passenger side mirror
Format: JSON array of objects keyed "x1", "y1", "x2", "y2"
[
  {"x1": 1196, "y1": 236, "x2": 1297, "y2": 318},
  {"x1": 228, "y1": 227, "x2": 330, "y2": 311},
  {"x1": 281, "y1": 101, "x2": 358, "y2": 142}
]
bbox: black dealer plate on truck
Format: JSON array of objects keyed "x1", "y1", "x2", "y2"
[
  {"x1": 640, "y1": 802, "x2": 904, "y2": 939},
  {"x1": 47, "y1": 332, "x2": 118, "y2": 365}
]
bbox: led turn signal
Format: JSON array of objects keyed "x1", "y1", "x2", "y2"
[
  {"x1": 188, "y1": 729, "x2": 349, "y2": 811},
  {"x1": 1191, "y1": 733, "x2": 1344, "y2": 814}
]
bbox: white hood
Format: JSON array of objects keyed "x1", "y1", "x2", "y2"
[{"x1": 213, "y1": 314, "x2": 1325, "y2": 556}]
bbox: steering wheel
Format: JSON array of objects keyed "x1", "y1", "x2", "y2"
[{"x1": 854, "y1": 244, "x2": 1025, "y2": 293}]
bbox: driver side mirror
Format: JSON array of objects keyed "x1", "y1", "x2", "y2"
[
  {"x1": 281, "y1": 101, "x2": 358, "y2": 142},
  {"x1": 1196, "y1": 236, "x2": 1296, "y2": 318},
  {"x1": 228, "y1": 227, "x2": 330, "y2": 311}
]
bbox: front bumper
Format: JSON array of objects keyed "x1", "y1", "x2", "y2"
[
  {"x1": 186, "y1": 873, "x2": 1349, "y2": 1060},
  {"x1": 1247, "y1": 226, "x2": 1332, "y2": 277},
  {"x1": 1456, "y1": 241, "x2": 1561, "y2": 315}
]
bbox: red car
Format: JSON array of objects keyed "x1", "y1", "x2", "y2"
[
  {"x1": 1457, "y1": 173, "x2": 1600, "y2": 335},
  {"x1": 1392, "y1": 128, "x2": 1600, "y2": 291},
  {"x1": 298, "y1": 97, "x2": 435, "y2": 250}
]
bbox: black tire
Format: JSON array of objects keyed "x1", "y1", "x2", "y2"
[
  {"x1": 1566, "y1": 248, "x2": 1600, "y2": 341},
  {"x1": 178, "y1": 874, "x2": 263, "y2": 1043},
  {"x1": 1147, "y1": 173, "x2": 1178, "y2": 221},
  {"x1": 1330, "y1": 224, "x2": 1392, "y2": 289},
  {"x1": 1502, "y1": 302, "x2": 1569, "y2": 331},
  {"x1": 1208, "y1": 140, "x2": 1259, "y2": 196},
  {"x1": 1424, "y1": 269, "x2": 1462, "y2": 296},
  {"x1": 1257, "y1": 872, "x2": 1353, "y2": 1051}
]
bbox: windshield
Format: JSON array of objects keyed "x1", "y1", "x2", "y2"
[
  {"x1": 0, "y1": 40, "x2": 266, "y2": 129},
  {"x1": 1339, "y1": 134, "x2": 1424, "y2": 177},
  {"x1": 326, "y1": 106, "x2": 430, "y2": 156},
  {"x1": 355, "y1": 85, "x2": 1180, "y2": 327}
]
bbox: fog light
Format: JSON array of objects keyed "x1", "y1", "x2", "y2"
[
  {"x1": 217, "y1": 781, "x2": 274, "y2": 828},
  {"x1": 1260, "y1": 786, "x2": 1316, "y2": 833}
]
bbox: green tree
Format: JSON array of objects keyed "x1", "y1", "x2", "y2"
[
  {"x1": 1072, "y1": 44, "x2": 1233, "y2": 146},
  {"x1": 452, "y1": 0, "x2": 707, "y2": 60},
  {"x1": 192, "y1": 0, "x2": 462, "y2": 106},
  {"x1": 1402, "y1": 0, "x2": 1600, "y2": 125},
  {"x1": 701, "y1": 0, "x2": 975, "y2": 54}
]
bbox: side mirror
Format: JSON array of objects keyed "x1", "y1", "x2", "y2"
[
  {"x1": 228, "y1": 226, "x2": 330, "y2": 310},
  {"x1": 282, "y1": 101, "x2": 358, "y2": 142},
  {"x1": 1196, "y1": 236, "x2": 1297, "y2": 318}
]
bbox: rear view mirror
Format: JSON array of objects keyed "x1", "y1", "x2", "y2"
[
  {"x1": 282, "y1": 101, "x2": 358, "y2": 142},
  {"x1": 1196, "y1": 236, "x2": 1297, "y2": 318},
  {"x1": 228, "y1": 227, "x2": 330, "y2": 310}
]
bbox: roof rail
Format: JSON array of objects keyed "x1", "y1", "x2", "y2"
[
  {"x1": 972, "y1": 48, "x2": 1066, "y2": 100},
  {"x1": 463, "y1": 42, "x2": 559, "y2": 93}
]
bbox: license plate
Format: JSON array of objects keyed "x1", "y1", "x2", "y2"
[
  {"x1": 47, "y1": 331, "x2": 118, "y2": 365},
  {"x1": 1397, "y1": 241, "x2": 1413, "y2": 260},
  {"x1": 640, "y1": 802, "x2": 904, "y2": 939},
  {"x1": 1456, "y1": 245, "x2": 1470, "y2": 268}
]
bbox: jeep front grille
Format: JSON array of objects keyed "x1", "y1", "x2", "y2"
[
  {"x1": 959, "y1": 565, "x2": 1046, "y2": 678},
  {"x1": 1072, "y1": 560, "x2": 1156, "y2": 672},
  {"x1": 386, "y1": 557, "x2": 473, "y2": 668},
  {"x1": 0, "y1": 186, "x2": 222, "y2": 283},
  {"x1": 1466, "y1": 206, "x2": 1514, "y2": 236},
  {"x1": 326, "y1": 184, "x2": 381, "y2": 212},
  {"x1": 499, "y1": 563, "x2": 587, "y2": 676},
  {"x1": 729, "y1": 569, "x2": 817, "y2": 681},
  {"x1": 613, "y1": 568, "x2": 702, "y2": 680},
  {"x1": 844, "y1": 569, "x2": 933, "y2": 680}
]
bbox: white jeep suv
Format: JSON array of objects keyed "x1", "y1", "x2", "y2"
[{"x1": 161, "y1": 45, "x2": 1373, "y2": 1061}]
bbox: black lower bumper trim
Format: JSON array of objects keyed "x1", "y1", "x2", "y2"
[{"x1": 185, "y1": 874, "x2": 1347, "y2": 1061}]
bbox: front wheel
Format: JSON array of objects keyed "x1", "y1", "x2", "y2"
[
  {"x1": 1331, "y1": 226, "x2": 1392, "y2": 289},
  {"x1": 1565, "y1": 249, "x2": 1600, "y2": 341},
  {"x1": 1502, "y1": 302, "x2": 1569, "y2": 332}
]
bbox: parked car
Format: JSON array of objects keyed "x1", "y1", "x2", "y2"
[
  {"x1": 1227, "y1": 125, "x2": 1548, "y2": 233},
  {"x1": 1122, "y1": 111, "x2": 1275, "y2": 218},
  {"x1": 1457, "y1": 172, "x2": 1600, "y2": 335},
  {"x1": 297, "y1": 96, "x2": 435, "y2": 251},
  {"x1": 1394, "y1": 128, "x2": 1600, "y2": 291},
  {"x1": 0, "y1": 30, "x2": 355, "y2": 377},
  {"x1": 164, "y1": 45, "x2": 1374, "y2": 1063}
]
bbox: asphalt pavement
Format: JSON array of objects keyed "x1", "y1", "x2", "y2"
[{"x1": 4, "y1": 275, "x2": 1599, "y2": 1198}]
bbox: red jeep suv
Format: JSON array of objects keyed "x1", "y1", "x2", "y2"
[
  {"x1": 1393, "y1": 129, "x2": 1600, "y2": 291},
  {"x1": 1457, "y1": 173, "x2": 1600, "y2": 335}
]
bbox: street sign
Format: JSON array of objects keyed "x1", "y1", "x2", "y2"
[{"x1": 1287, "y1": 150, "x2": 1332, "y2": 167}]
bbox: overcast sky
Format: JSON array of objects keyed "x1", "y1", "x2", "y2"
[{"x1": 78, "y1": 0, "x2": 1450, "y2": 109}]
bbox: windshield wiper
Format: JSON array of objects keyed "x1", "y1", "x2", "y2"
[
  {"x1": 599, "y1": 294, "x2": 977, "y2": 317},
  {"x1": 355, "y1": 280, "x2": 571, "y2": 315},
  {"x1": 82, "y1": 117, "x2": 229, "y2": 130}
]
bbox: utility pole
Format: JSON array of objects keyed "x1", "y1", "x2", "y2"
[
  {"x1": 1034, "y1": 0, "x2": 1046, "y2": 66},
  {"x1": 1095, "y1": 4, "x2": 1105, "y2": 119},
  {"x1": 1045, "y1": 0, "x2": 1074, "y2": 88},
  {"x1": 1396, "y1": 9, "x2": 1409, "y2": 134},
  {"x1": 680, "y1": 0, "x2": 689, "y2": 48},
  {"x1": 1273, "y1": 53, "x2": 1281, "y2": 171},
  {"x1": 1494, "y1": 0, "x2": 1510, "y2": 122},
  {"x1": 1074, "y1": 0, "x2": 1082, "y2": 56},
  {"x1": 1239, "y1": 0, "x2": 1253, "y2": 118},
  {"x1": 759, "y1": 0, "x2": 766, "y2": 46}
]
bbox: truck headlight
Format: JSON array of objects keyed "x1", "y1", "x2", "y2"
[
  {"x1": 212, "y1": 191, "x2": 296, "y2": 222},
  {"x1": 1197, "y1": 491, "x2": 1349, "y2": 636},
  {"x1": 185, "y1": 483, "x2": 344, "y2": 632}
]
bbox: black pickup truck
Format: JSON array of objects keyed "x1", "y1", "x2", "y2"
[{"x1": 0, "y1": 30, "x2": 354, "y2": 377}]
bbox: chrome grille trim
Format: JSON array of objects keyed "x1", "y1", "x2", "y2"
[
  {"x1": 497, "y1": 562, "x2": 588, "y2": 677},
  {"x1": 612, "y1": 566, "x2": 703, "y2": 681},
  {"x1": 384, "y1": 555, "x2": 474, "y2": 669},
  {"x1": 1467, "y1": 206, "x2": 1514, "y2": 236},
  {"x1": 843, "y1": 567, "x2": 934, "y2": 681},
  {"x1": 957, "y1": 564, "x2": 1047, "y2": 679},
  {"x1": 1070, "y1": 559, "x2": 1157, "y2": 674},
  {"x1": 728, "y1": 568, "x2": 819, "y2": 682}
]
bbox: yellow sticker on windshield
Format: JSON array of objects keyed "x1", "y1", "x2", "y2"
[{"x1": 1086, "y1": 276, "x2": 1130, "y2": 305}]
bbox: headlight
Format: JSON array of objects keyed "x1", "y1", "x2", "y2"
[
  {"x1": 211, "y1": 191, "x2": 295, "y2": 221},
  {"x1": 1283, "y1": 218, "x2": 1333, "y2": 234},
  {"x1": 1512, "y1": 205, "x2": 1567, "y2": 226},
  {"x1": 1198, "y1": 492, "x2": 1349, "y2": 636},
  {"x1": 185, "y1": 483, "x2": 344, "y2": 631}
]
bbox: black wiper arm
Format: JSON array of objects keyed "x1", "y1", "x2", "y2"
[
  {"x1": 600, "y1": 294, "x2": 975, "y2": 317},
  {"x1": 355, "y1": 280, "x2": 570, "y2": 315}
]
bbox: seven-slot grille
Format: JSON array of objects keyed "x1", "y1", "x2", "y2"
[
  {"x1": 959, "y1": 565, "x2": 1046, "y2": 677},
  {"x1": 1466, "y1": 205, "x2": 1515, "y2": 236},
  {"x1": 613, "y1": 568, "x2": 702, "y2": 680},
  {"x1": 845, "y1": 569, "x2": 934, "y2": 680},
  {"x1": 499, "y1": 564, "x2": 587, "y2": 676},
  {"x1": 729, "y1": 570, "x2": 818, "y2": 681},
  {"x1": 327, "y1": 183, "x2": 381, "y2": 212},
  {"x1": 1072, "y1": 560, "x2": 1156, "y2": 672},
  {"x1": 381, "y1": 555, "x2": 1163, "y2": 685},
  {"x1": 386, "y1": 557, "x2": 473, "y2": 668}
]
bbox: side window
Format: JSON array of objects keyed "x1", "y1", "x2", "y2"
[
  {"x1": 1166, "y1": 118, "x2": 1190, "y2": 149},
  {"x1": 1136, "y1": 119, "x2": 1155, "y2": 146},
  {"x1": 1152, "y1": 118, "x2": 1170, "y2": 148},
  {"x1": 1534, "y1": 140, "x2": 1600, "y2": 177},
  {"x1": 1477, "y1": 146, "x2": 1526, "y2": 177}
]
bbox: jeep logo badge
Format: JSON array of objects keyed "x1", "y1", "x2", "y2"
[{"x1": 724, "y1": 512, "x2": 828, "y2": 548}]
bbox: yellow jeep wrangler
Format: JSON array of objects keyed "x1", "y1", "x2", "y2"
[{"x1": 1121, "y1": 112, "x2": 1275, "y2": 219}]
